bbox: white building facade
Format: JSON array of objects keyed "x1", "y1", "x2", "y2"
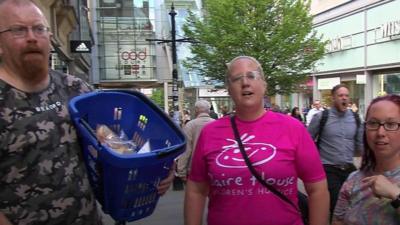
[{"x1": 311, "y1": 0, "x2": 400, "y2": 118}]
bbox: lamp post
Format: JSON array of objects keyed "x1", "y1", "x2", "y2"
[
  {"x1": 169, "y1": 5, "x2": 179, "y2": 112},
  {"x1": 146, "y1": 4, "x2": 197, "y2": 125}
]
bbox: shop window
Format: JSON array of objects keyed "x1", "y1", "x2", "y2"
[
  {"x1": 386, "y1": 74, "x2": 400, "y2": 94},
  {"x1": 373, "y1": 73, "x2": 400, "y2": 97}
]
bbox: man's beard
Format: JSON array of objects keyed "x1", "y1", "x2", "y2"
[{"x1": 20, "y1": 51, "x2": 49, "y2": 80}]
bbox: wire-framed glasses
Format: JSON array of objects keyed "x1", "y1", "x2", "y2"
[
  {"x1": 0, "y1": 25, "x2": 50, "y2": 38},
  {"x1": 229, "y1": 70, "x2": 262, "y2": 83}
]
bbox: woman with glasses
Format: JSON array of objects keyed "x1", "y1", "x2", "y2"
[
  {"x1": 332, "y1": 94, "x2": 400, "y2": 225},
  {"x1": 184, "y1": 56, "x2": 329, "y2": 225}
]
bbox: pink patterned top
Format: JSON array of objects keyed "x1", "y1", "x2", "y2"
[{"x1": 333, "y1": 167, "x2": 400, "y2": 225}]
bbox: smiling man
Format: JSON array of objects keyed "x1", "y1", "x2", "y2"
[{"x1": 184, "y1": 56, "x2": 329, "y2": 225}]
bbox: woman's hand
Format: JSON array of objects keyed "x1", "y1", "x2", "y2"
[{"x1": 362, "y1": 175, "x2": 400, "y2": 200}]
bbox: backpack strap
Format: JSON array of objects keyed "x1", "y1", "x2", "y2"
[
  {"x1": 352, "y1": 110, "x2": 361, "y2": 129},
  {"x1": 316, "y1": 109, "x2": 329, "y2": 148},
  {"x1": 352, "y1": 110, "x2": 361, "y2": 153},
  {"x1": 317, "y1": 109, "x2": 361, "y2": 150}
]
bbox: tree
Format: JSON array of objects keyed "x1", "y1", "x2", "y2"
[
  {"x1": 150, "y1": 88, "x2": 164, "y2": 109},
  {"x1": 182, "y1": 0, "x2": 326, "y2": 95}
]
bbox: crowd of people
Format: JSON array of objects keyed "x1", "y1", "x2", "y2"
[{"x1": 1, "y1": 1, "x2": 399, "y2": 225}]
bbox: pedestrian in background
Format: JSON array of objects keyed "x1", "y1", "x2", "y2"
[
  {"x1": 184, "y1": 56, "x2": 329, "y2": 225},
  {"x1": 0, "y1": 1, "x2": 173, "y2": 224},
  {"x1": 306, "y1": 100, "x2": 324, "y2": 126},
  {"x1": 221, "y1": 105, "x2": 229, "y2": 116},
  {"x1": 176, "y1": 100, "x2": 215, "y2": 181},
  {"x1": 182, "y1": 109, "x2": 191, "y2": 125},
  {"x1": 291, "y1": 106, "x2": 304, "y2": 124},
  {"x1": 209, "y1": 105, "x2": 219, "y2": 119},
  {"x1": 307, "y1": 84, "x2": 364, "y2": 220},
  {"x1": 332, "y1": 94, "x2": 400, "y2": 225}
]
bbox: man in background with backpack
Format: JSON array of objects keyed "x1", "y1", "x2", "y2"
[{"x1": 307, "y1": 84, "x2": 364, "y2": 220}]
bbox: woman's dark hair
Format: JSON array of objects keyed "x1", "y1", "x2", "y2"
[
  {"x1": 360, "y1": 94, "x2": 400, "y2": 171},
  {"x1": 290, "y1": 107, "x2": 299, "y2": 116}
]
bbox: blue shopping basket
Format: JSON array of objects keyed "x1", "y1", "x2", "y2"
[{"x1": 68, "y1": 90, "x2": 185, "y2": 222}]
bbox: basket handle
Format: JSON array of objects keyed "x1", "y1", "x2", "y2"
[
  {"x1": 78, "y1": 118, "x2": 102, "y2": 147},
  {"x1": 156, "y1": 147, "x2": 181, "y2": 158}
]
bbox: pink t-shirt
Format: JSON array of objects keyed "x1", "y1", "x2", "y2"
[{"x1": 189, "y1": 111, "x2": 326, "y2": 225}]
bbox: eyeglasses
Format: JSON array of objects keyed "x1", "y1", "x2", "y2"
[
  {"x1": 365, "y1": 120, "x2": 400, "y2": 131},
  {"x1": 229, "y1": 70, "x2": 262, "y2": 83},
  {"x1": 0, "y1": 25, "x2": 50, "y2": 38}
]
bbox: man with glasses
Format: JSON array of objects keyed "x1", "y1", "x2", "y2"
[
  {"x1": 307, "y1": 84, "x2": 364, "y2": 220},
  {"x1": 184, "y1": 56, "x2": 329, "y2": 225},
  {"x1": 0, "y1": 1, "x2": 103, "y2": 225},
  {"x1": 0, "y1": 1, "x2": 173, "y2": 224}
]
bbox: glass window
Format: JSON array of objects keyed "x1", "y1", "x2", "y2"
[
  {"x1": 96, "y1": 0, "x2": 156, "y2": 81},
  {"x1": 372, "y1": 73, "x2": 400, "y2": 98}
]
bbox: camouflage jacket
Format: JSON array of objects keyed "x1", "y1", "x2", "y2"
[{"x1": 0, "y1": 70, "x2": 101, "y2": 225}]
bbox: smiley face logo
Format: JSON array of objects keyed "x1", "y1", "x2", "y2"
[{"x1": 216, "y1": 133, "x2": 276, "y2": 168}]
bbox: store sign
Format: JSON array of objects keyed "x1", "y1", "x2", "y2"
[
  {"x1": 325, "y1": 35, "x2": 352, "y2": 53},
  {"x1": 381, "y1": 19, "x2": 400, "y2": 38},
  {"x1": 376, "y1": 19, "x2": 400, "y2": 40},
  {"x1": 118, "y1": 20, "x2": 153, "y2": 31},
  {"x1": 70, "y1": 41, "x2": 91, "y2": 53},
  {"x1": 317, "y1": 77, "x2": 340, "y2": 90},
  {"x1": 117, "y1": 47, "x2": 150, "y2": 77},
  {"x1": 356, "y1": 74, "x2": 366, "y2": 84},
  {"x1": 199, "y1": 88, "x2": 229, "y2": 97}
]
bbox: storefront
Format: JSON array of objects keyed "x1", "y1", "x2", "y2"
[
  {"x1": 312, "y1": 0, "x2": 400, "y2": 118},
  {"x1": 198, "y1": 88, "x2": 232, "y2": 117}
]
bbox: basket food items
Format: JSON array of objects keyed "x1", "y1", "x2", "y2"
[{"x1": 96, "y1": 124, "x2": 137, "y2": 154}]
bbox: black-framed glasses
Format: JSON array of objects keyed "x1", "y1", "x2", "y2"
[
  {"x1": 229, "y1": 70, "x2": 262, "y2": 83},
  {"x1": 0, "y1": 25, "x2": 50, "y2": 38},
  {"x1": 365, "y1": 120, "x2": 400, "y2": 131}
]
